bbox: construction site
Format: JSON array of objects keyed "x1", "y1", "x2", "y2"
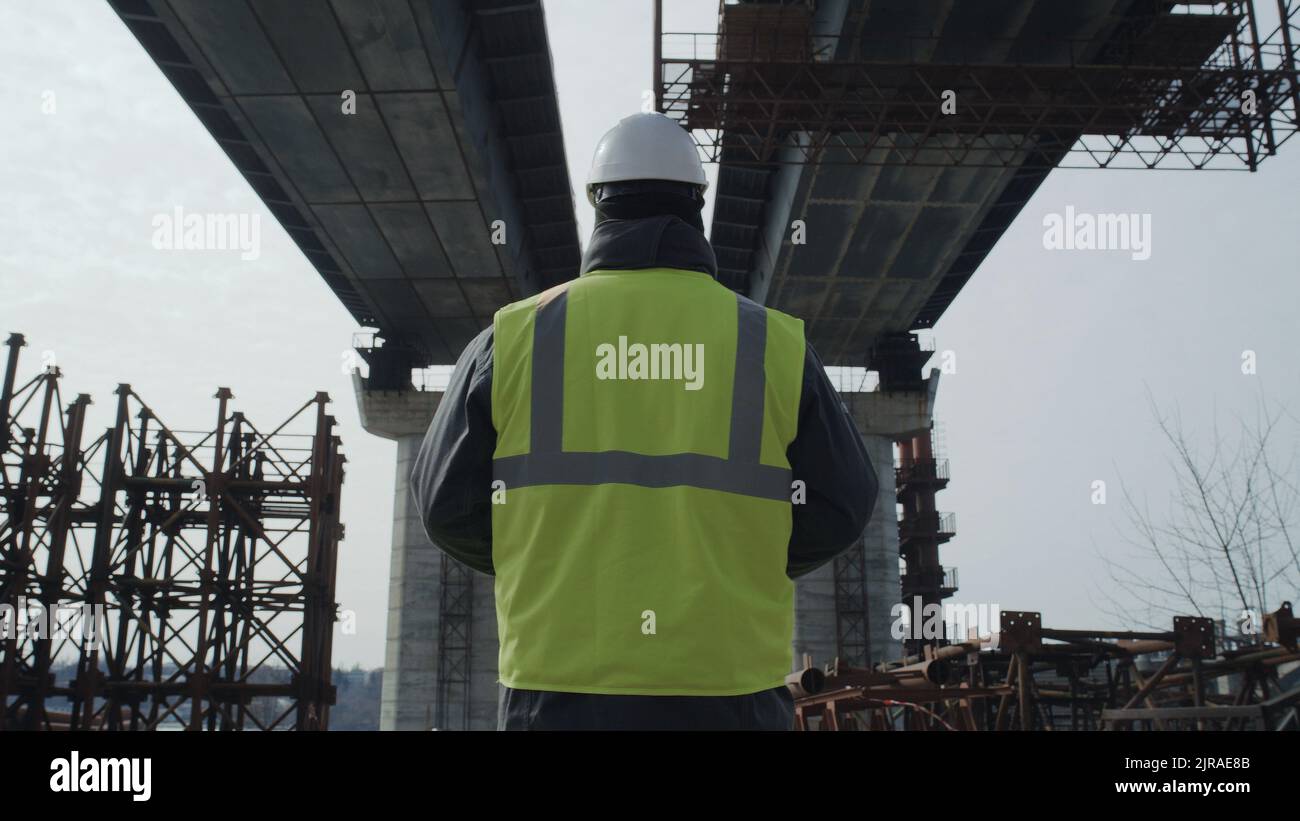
[{"x1": 2, "y1": 0, "x2": 1299, "y2": 735}]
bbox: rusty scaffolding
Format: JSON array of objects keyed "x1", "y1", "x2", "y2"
[
  {"x1": 0, "y1": 333, "x2": 346, "y2": 730},
  {"x1": 656, "y1": 0, "x2": 1300, "y2": 170},
  {"x1": 793, "y1": 604, "x2": 1300, "y2": 730},
  {"x1": 897, "y1": 426, "x2": 957, "y2": 657}
]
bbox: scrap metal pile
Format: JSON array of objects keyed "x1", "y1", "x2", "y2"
[
  {"x1": 792, "y1": 606, "x2": 1300, "y2": 731},
  {"x1": 0, "y1": 333, "x2": 345, "y2": 730}
]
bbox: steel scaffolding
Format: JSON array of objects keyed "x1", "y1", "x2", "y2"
[
  {"x1": 434, "y1": 553, "x2": 474, "y2": 731},
  {"x1": 0, "y1": 334, "x2": 346, "y2": 730},
  {"x1": 657, "y1": 0, "x2": 1300, "y2": 170},
  {"x1": 832, "y1": 538, "x2": 871, "y2": 667}
]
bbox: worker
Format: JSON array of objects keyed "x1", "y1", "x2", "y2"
[{"x1": 410, "y1": 111, "x2": 877, "y2": 730}]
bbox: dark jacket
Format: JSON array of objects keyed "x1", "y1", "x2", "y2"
[{"x1": 410, "y1": 215, "x2": 877, "y2": 730}]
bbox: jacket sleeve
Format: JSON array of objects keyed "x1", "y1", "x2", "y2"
[
  {"x1": 409, "y1": 325, "x2": 497, "y2": 575},
  {"x1": 785, "y1": 341, "x2": 878, "y2": 578}
]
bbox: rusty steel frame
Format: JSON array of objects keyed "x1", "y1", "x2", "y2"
[
  {"x1": 0, "y1": 334, "x2": 346, "y2": 731},
  {"x1": 795, "y1": 605, "x2": 1300, "y2": 730},
  {"x1": 0, "y1": 334, "x2": 90, "y2": 731},
  {"x1": 896, "y1": 426, "x2": 957, "y2": 658},
  {"x1": 656, "y1": 0, "x2": 1300, "y2": 170}
]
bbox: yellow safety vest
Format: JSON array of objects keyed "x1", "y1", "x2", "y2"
[{"x1": 491, "y1": 265, "x2": 805, "y2": 695}]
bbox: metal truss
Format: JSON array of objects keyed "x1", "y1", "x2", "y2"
[
  {"x1": 832, "y1": 540, "x2": 870, "y2": 667},
  {"x1": 434, "y1": 553, "x2": 473, "y2": 731},
  {"x1": 657, "y1": 1, "x2": 1300, "y2": 170},
  {"x1": 0, "y1": 335, "x2": 88, "y2": 730},
  {"x1": 0, "y1": 334, "x2": 345, "y2": 730}
]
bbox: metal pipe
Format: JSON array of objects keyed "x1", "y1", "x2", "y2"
[
  {"x1": 785, "y1": 665, "x2": 826, "y2": 697},
  {"x1": 890, "y1": 657, "x2": 954, "y2": 685},
  {"x1": 653, "y1": 0, "x2": 663, "y2": 114}
]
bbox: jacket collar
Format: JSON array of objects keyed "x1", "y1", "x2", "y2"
[{"x1": 579, "y1": 215, "x2": 717, "y2": 279}]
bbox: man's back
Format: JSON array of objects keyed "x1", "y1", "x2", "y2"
[
  {"x1": 490, "y1": 249, "x2": 806, "y2": 696},
  {"x1": 411, "y1": 212, "x2": 876, "y2": 730}
]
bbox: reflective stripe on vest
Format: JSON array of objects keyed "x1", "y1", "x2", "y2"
[{"x1": 492, "y1": 290, "x2": 791, "y2": 500}]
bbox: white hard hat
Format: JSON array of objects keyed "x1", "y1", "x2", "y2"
[{"x1": 586, "y1": 112, "x2": 707, "y2": 206}]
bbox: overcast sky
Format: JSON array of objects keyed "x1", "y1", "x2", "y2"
[{"x1": 2, "y1": 1, "x2": 1296, "y2": 668}]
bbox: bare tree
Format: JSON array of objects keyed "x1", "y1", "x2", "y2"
[{"x1": 1099, "y1": 390, "x2": 1300, "y2": 633}]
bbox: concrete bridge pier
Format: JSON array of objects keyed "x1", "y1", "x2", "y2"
[
  {"x1": 352, "y1": 373, "x2": 499, "y2": 730},
  {"x1": 793, "y1": 371, "x2": 939, "y2": 671}
]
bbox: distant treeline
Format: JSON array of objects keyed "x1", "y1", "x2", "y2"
[
  {"x1": 29, "y1": 662, "x2": 383, "y2": 731},
  {"x1": 329, "y1": 666, "x2": 383, "y2": 730}
]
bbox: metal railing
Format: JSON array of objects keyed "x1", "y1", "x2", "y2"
[
  {"x1": 899, "y1": 564, "x2": 959, "y2": 594},
  {"x1": 895, "y1": 458, "x2": 951, "y2": 484},
  {"x1": 898, "y1": 511, "x2": 958, "y2": 541},
  {"x1": 824, "y1": 366, "x2": 876, "y2": 393}
]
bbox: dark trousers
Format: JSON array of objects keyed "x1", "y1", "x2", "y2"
[{"x1": 497, "y1": 684, "x2": 795, "y2": 731}]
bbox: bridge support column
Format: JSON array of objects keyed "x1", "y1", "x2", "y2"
[
  {"x1": 794, "y1": 372, "x2": 939, "y2": 671},
  {"x1": 792, "y1": 428, "x2": 900, "y2": 670},
  {"x1": 352, "y1": 373, "x2": 499, "y2": 730},
  {"x1": 861, "y1": 432, "x2": 905, "y2": 665}
]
